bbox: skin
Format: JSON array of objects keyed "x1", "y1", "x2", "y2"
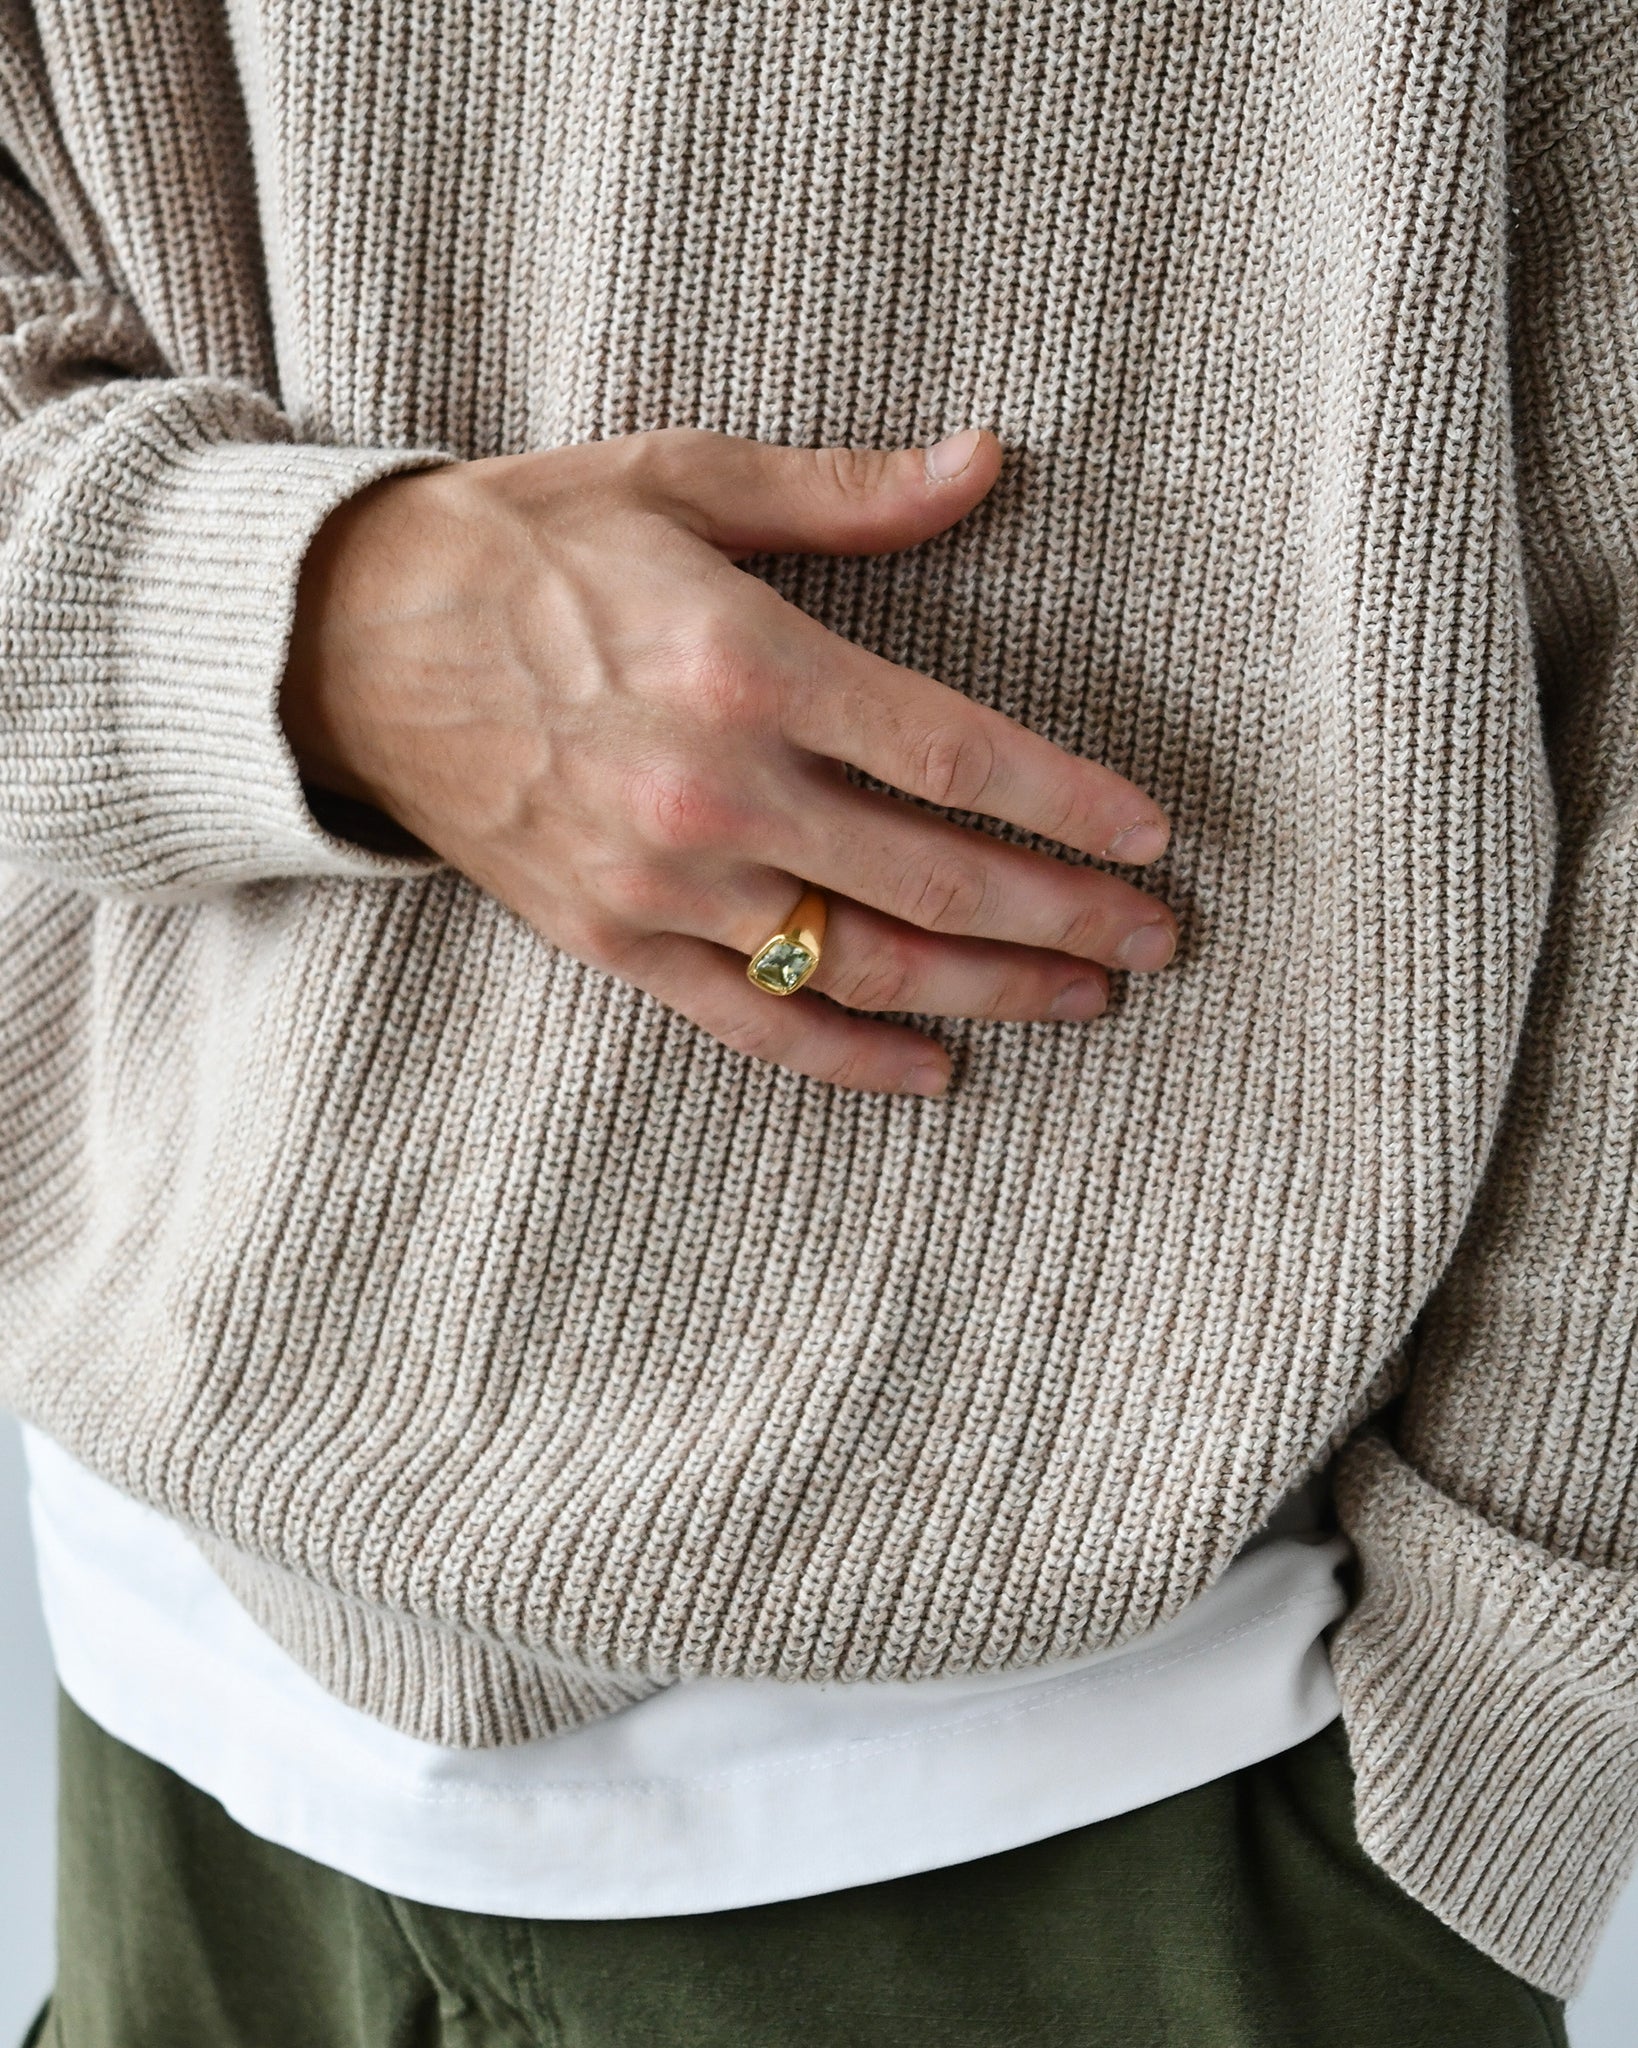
[{"x1": 278, "y1": 425, "x2": 1177, "y2": 1097}]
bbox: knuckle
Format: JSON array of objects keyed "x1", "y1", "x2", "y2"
[
  {"x1": 622, "y1": 424, "x2": 717, "y2": 495},
  {"x1": 913, "y1": 722, "x2": 1000, "y2": 811},
  {"x1": 825, "y1": 1040, "x2": 893, "y2": 1093},
  {"x1": 826, "y1": 938, "x2": 919, "y2": 1015},
  {"x1": 1050, "y1": 897, "x2": 1108, "y2": 956},
  {"x1": 905, "y1": 856, "x2": 991, "y2": 934},
  {"x1": 560, "y1": 911, "x2": 629, "y2": 966},
  {"x1": 598, "y1": 859, "x2": 682, "y2": 926},
  {"x1": 813, "y1": 444, "x2": 895, "y2": 504},
  {"x1": 675, "y1": 613, "x2": 764, "y2": 729},
  {"x1": 719, "y1": 1006, "x2": 788, "y2": 1067},
  {"x1": 1037, "y1": 779, "x2": 1088, "y2": 847},
  {"x1": 623, "y1": 761, "x2": 736, "y2": 853},
  {"x1": 967, "y1": 975, "x2": 1022, "y2": 1022}
]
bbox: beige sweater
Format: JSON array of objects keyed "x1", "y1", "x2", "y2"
[{"x1": 0, "y1": 0, "x2": 1634, "y2": 1996}]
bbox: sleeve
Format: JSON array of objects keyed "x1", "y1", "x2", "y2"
[
  {"x1": 0, "y1": 29, "x2": 448, "y2": 897},
  {"x1": 1330, "y1": 11, "x2": 1638, "y2": 2001}
]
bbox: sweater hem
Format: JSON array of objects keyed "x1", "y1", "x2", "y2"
[{"x1": 197, "y1": 1531, "x2": 662, "y2": 1748}]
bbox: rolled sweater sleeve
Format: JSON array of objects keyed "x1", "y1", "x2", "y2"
[
  {"x1": 0, "y1": 168, "x2": 447, "y2": 896},
  {"x1": 1331, "y1": 16, "x2": 1638, "y2": 2000}
]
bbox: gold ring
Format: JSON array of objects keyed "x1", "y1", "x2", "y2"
[{"x1": 746, "y1": 886, "x2": 828, "y2": 995}]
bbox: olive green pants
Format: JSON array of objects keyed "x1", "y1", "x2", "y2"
[{"x1": 31, "y1": 1692, "x2": 1566, "y2": 2048}]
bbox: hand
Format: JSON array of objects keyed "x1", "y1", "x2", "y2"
[{"x1": 280, "y1": 427, "x2": 1176, "y2": 1097}]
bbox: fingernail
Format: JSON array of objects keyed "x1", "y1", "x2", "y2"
[
  {"x1": 907, "y1": 1061, "x2": 950, "y2": 1097},
  {"x1": 1104, "y1": 818, "x2": 1170, "y2": 864},
  {"x1": 1114, "y1": 922, "x2": 1176, "y2": 973},
  {"x1": 1049, "y1": 977, "x2": 1106, "y2": 1022},
  {"x1": 923, "y1": 426, "x2": 982, "y2": 483}
]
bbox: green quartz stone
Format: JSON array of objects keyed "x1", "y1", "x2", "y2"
[{"x1": 749, "y1": 938, "x2": 816, "y2": 993}]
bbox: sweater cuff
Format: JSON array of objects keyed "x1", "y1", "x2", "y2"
[
  {"x1": 4, "y1": 379, "x2": 451, "y2": 892},
  {"x1": 1332, "y1": 1433, "x2": 1638, "y2": 1999},
  {"x1": 102, "y1": 428, "x2": 451, "y2": 888}
]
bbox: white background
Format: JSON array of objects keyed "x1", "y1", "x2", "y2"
[{"x1": 1, "y1": 1415, "x2": 1632, "y2": 2043}]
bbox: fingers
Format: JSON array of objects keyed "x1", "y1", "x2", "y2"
[
  {"x1": 805, "y1": 904, "x2": 1109, "y2": 1022},
  {"x1": 619, "y1": 866, "x2": 1122, "y2": 1097},
  {"x1": 777, "y1": 623, "x2": 1171, "y2": 868},
  {"x1": 614, "y1": 930, "x2": 954, "y2": 1096},
  {"x1": 668, "y1": 868, "x2": 1111, "y2": 1022},
  {"x1": 759, "y1": 780, "x2": 1176, "y2": 972},
  {"x1": 810, "y1": 917, "x2": 1113, "y2": 1019},
  {"x1": 625, "y1": 425, "x2": 1005, "y2": 560}
]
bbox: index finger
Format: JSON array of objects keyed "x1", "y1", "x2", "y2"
[{"x1": 781, "y1": 624, "x2": 1170, "y2": 864}]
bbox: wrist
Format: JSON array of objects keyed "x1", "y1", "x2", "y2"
[{"x1": 280, "y1": 479, "x2": 404, "y2": 809}]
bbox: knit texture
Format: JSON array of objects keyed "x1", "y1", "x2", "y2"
[{"x1": 0, "y1": 0, "x2": 1632, "y2": 1997}]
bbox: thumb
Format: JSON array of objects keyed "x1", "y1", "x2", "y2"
[{"x1": 643, "y1": 425, "x2": 1004, "y2": 559}]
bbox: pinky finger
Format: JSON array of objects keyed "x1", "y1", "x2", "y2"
[{"x1": 614, "y1": 931, "x2": 951, "y2": 1096}]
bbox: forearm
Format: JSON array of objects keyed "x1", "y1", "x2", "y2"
[{"x1": 1331, "y1": 29, "x2": 1638, "y2": 1994}]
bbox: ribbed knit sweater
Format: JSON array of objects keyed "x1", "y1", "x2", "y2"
[{"x1": 0, "y1": 0, "x2": 1634, "y2": 1998}]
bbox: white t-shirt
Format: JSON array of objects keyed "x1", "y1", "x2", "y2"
[{"x1": 24, "y1": 1425, "x2": 1348, "y2": 1918}]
